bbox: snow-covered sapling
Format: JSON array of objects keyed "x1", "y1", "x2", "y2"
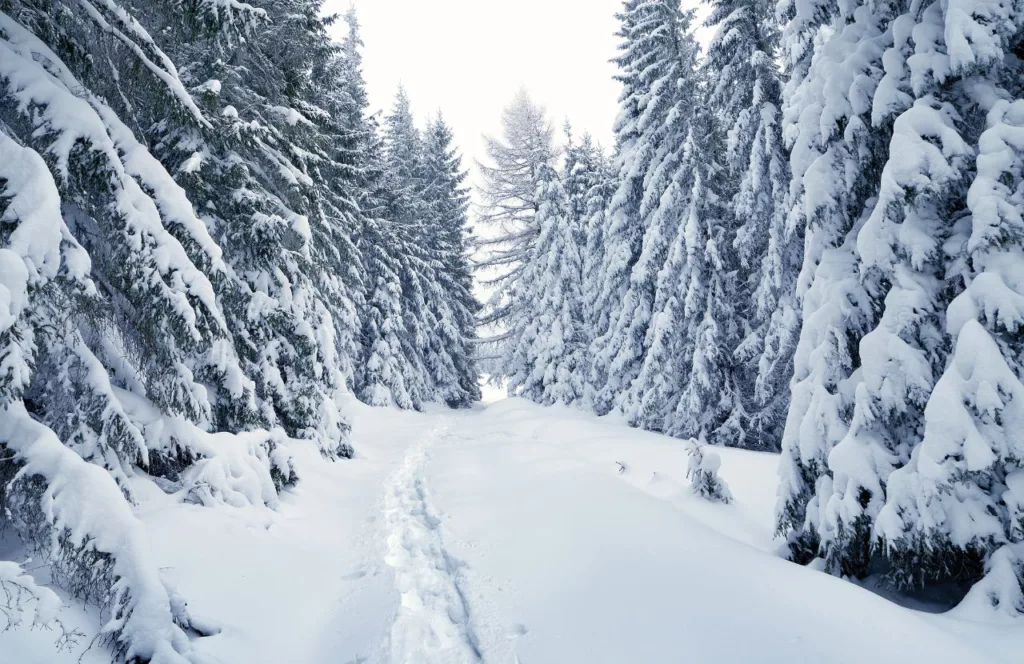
[
  {"x1": 685, "y1": 440, "x2": 733, "y2": 504},
  {"x1": 0, "y1": 561, "x2": 83, "y2": 651}
]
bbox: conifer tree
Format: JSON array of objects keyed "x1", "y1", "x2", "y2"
[
  {"x1": 589, "y1": 0, "x2": 701, "y2": 417},
  {"x1": 382, "y1": 87, "x2": 437, "y2": 408},
  {"x1": 703, "y1": 0, "x2": 792, "y2": 451},
  {"x1": 152, "y1": 0, "x2": 358, "y2": 456},
  {"x1": 503, "y1": 163, "x2": 587, "y2": 403},
  {"x1": 0, "y1": 2, "x2": 270, "y2": 658},
  {"x1": 579, "y1": 147, "x2": 617, "y2": 335},
  {"x1": 668, "y1": 112, "x2": 745, "y2": 445},
  {"x1": 774, "y1": 0, "x2": 891, "y2": 563},
  {"x1": 422, "y1": 115, "x2": 482, "y2": 406},
  {"x1": 870, "y1": 0, "x2": 1024, "y2": 603},
  {"x1": 476, "y1": 90, "x2": 556, "y2": 368}
]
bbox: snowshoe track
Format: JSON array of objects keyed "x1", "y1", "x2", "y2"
[{"x1": 383, "y1": 418, "x2": 483, "y2": 664}]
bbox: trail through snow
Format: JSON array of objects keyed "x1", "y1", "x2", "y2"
[
  {"x1": 4, "y1": 397, "x2": 1024, "y2": 663},
  {"x1": 383, "y1": 417, "x2": 482, "y2": 663}
]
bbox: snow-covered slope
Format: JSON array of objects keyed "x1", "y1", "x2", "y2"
[{"x1": 4, "y1": 398, "x2": 1023, "y2": 663}]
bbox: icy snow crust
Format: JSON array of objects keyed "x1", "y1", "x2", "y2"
[{"x1": 5, "y1": 398, "x2": 1022, "y2": 663}]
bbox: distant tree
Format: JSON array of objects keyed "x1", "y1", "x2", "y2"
[
  {"x1": 422, "y1": 115, "x2": 483, "y2": 406},
  {"x1": 475, "y1": 89, "x2": 556, "y2": 369},
  {"x1": 503, "y1": 159, "x2": 587, "y2": 404}
]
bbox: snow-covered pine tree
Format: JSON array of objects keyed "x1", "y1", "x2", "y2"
[
  {"x1": 476, "y1": 90, "x2": 556, "y2": 374},
  {"x1": 703, "y1": 0, "x2": 793, "y2": 451},
  {"x1": 382, "y1": 87, "x2": 441, "y2": 408},
  {"x1": 307, "y1": 17, "x2": 369, "y2": 402},
  {"x1": 810, "y1": 0, "x2": 978, "y2": 578},
  {"x1": 503, "y1": 161, "x2": 587, "y2": 404},
  {"x1": 870, "y1": 0, "x2": 1024, "y2": 607},
  {"x1": 667, "y1": 109, "x2": 746, "y2": 446},
  {"x1": 356, "y1": 123, "x2": 418, "y2": 409},
  {"x1": 562, "y1": 129, "x2": 606, "y2": 245},
  {"x1": 0, "y1": 1, "x2": 267, "y2": 659},
  {"x1": 356, "y1": 183, "x2": 416, "y2": 409},
  {"x1": 685, "y1": 440, "x2": 733, "y2": 504},
  {"x1": 7, "y1": 0, "x2": 262, "y2": 469},
  {"x1": 422, "y1": 114, "x2": 482, "y2": 407},
  {"x1": 579, "y1": 144, "x2": 617, "y2": 338},
  {"x1": 331, "y1": 22, "x2": 419, "y2": 410},
  {"x1": 561, "y1": 127, "x2": 608, "y2": 386},
  {"x1": 588, "y1": 0, "x2": 701, "y2": 418},
  {"x1": 151, "y1": 0, "x2": 357, "y2": 456},
  {"x1": 774, "y1": 0, "x2": 891, "y2": 564}
]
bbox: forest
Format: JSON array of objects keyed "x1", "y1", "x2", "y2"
[{"x1": 1, "y1": 0, "x2": 1023, "y2": 661}]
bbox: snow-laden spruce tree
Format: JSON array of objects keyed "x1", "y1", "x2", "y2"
[
  {"x1": 151, "y1": 0, "x2": 357, "y2": 456},
  {"x1": 667, "y1": 110, "x2": 746, "y2": 445},
  {"x1": 0, "y1": 1, "x2": 280, "y2": 660},
  {"x1": 562, "y1": 128, "x2": 607, "y2": 272},
  {"x1": 703, "y1": 0, "x2": 793, "y2": 451},
  {"x1": 811, "y1": 0, "x2": 977, "y2": 577},
  {"x1": 503, "y1": 162, "x2": 588, "y2": 404},
  {"x1": 589, "y1": 0, "x2": 701, "y2": 417},
  {"x1": 774, "y1": 0, "x2": 891, "y2": 563},
  {"x1": 322, "y1": 10, "x2": 414, "y2": 410},
  {"x1": 382, "y1": 87, "x2": 445, "y2": 408},
  {"x1": 559, "y1": 127, "x2": 609, "y2": 388},
  {"x1": 685, "y1": 440, "x2": 733, "y2": 504},
  {"x1": 356, "y1": 136, "x2": 417, "y2": 409},
  {"x1": 476, "y1": 90, "x2": 556, "y2": 371},
  {"x1": 578, "y1": 143, "x2": 617, "y2": 337},
  {"x1": 422, "y1": 114, "x2": 483, "y2": 407},
  {"x1": 870, "y1": 0, "x2": 1024, "y2": 607}
]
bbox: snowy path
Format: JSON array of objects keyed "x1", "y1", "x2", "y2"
[
  {"x1": 382, "y1": 418, "x2": 482, "y2": 663},
  {"x1": 5, "y1": 397, "x2": 1024, "y2": 663}
]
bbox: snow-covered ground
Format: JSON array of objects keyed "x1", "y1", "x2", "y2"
[{"x1": 5, "y1": 396, "x2": 1024, "y2": 663}]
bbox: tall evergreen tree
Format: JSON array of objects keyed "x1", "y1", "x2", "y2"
[
  {"x1": 703, "y1": 0, "x2": 792, "y2": 451},
  {"x1": 476, "y1": 90, "x2": 556, "y2": 370},
  {"x1": 152, "y1": 0, "x2": 359, "y2": 456},
  {"x1": 422, "y1": 114, "x2": 482, "y2": 406},
  {"x1": 0, "y1": 2, "x2": 275, "y2": 659},
  {"x1": 589, "y1": 0, "x2": 701, "y2": 417},
  {"x1": 869, "y1": 0, "x2": 1024, "y2": 605},
  {"x1": 579, "y1": 145, "x2": 617, "y2": 334},
  {"x1": 668, "y1": 112, "x2": 746, "y2": 445},
  {"x1": 774, "y1": 0, "x2": 891, "y2": 564},
  {"x1": 503, "y1": 163, "x2": 587, "y2": 403}
]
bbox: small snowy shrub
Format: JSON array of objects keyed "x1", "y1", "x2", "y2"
[
  {"x1": 0, "y1": 559, "x2": 83, "y2": 651},
  {"x1": 685, "y1": 440, "x2": 732, "y2": 504}
]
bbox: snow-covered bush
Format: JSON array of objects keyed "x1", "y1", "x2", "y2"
[
  {"x1": 1, "y1": 405, "x2": 203, "y2": 662},
  {"x1": 684, "y1": 440, "x2": 733, "y2": 504},
  {"x1": 0, "y1": 559, "x2": 82, "y2": 652}
]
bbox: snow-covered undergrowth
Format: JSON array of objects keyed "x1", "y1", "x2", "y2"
[{"x1": 5, "y1": 397, "x2": 1023, "y2": 663}]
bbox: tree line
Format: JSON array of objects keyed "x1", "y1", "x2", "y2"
[
  {"x1": 482, "y1": 0, "x2": 1024, "y2": 613},
  {"x1": 0, "y1": 1, "x2": 477, "y2": 658}
]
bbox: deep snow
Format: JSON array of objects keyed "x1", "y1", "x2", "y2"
[{"x1": 4, "y1": 392, "x2": 1024, "y2": 663}]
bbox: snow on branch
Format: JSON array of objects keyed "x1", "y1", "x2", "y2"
[
  {"x1": 114, "y1": 386, "x2": 298, "y2": 508},
  {"x1": 0, "y1": 13, "x2": 228, "y2": 334},
  {"x1": 1, "y1": 403, "x2": 202, "y2": 663},
  {"x1": 74, "y1": 0, "x2": 210, "y2": 128},
  {"x1": 0, "y1": 561, "x2": 84, "y2": 652}
]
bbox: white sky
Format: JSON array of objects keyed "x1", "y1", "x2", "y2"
[
  {"x1": 324, "y1": 0, "x2": 713, "y2": 187},
  {"x1": 324, "y1": 0, "x2": 621, "y2": 180}
]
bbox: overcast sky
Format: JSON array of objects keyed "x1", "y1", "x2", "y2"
[
  {"x1": 323, "y1": 0, "x2": 620, "y2": 180},
  {"x1": 324, "y1": 1, "x2": 712, "y2": 186}
]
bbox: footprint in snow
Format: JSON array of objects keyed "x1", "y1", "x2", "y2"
[{"x1": 505, "y1": 623, "x2": 528, "y2": 639}]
